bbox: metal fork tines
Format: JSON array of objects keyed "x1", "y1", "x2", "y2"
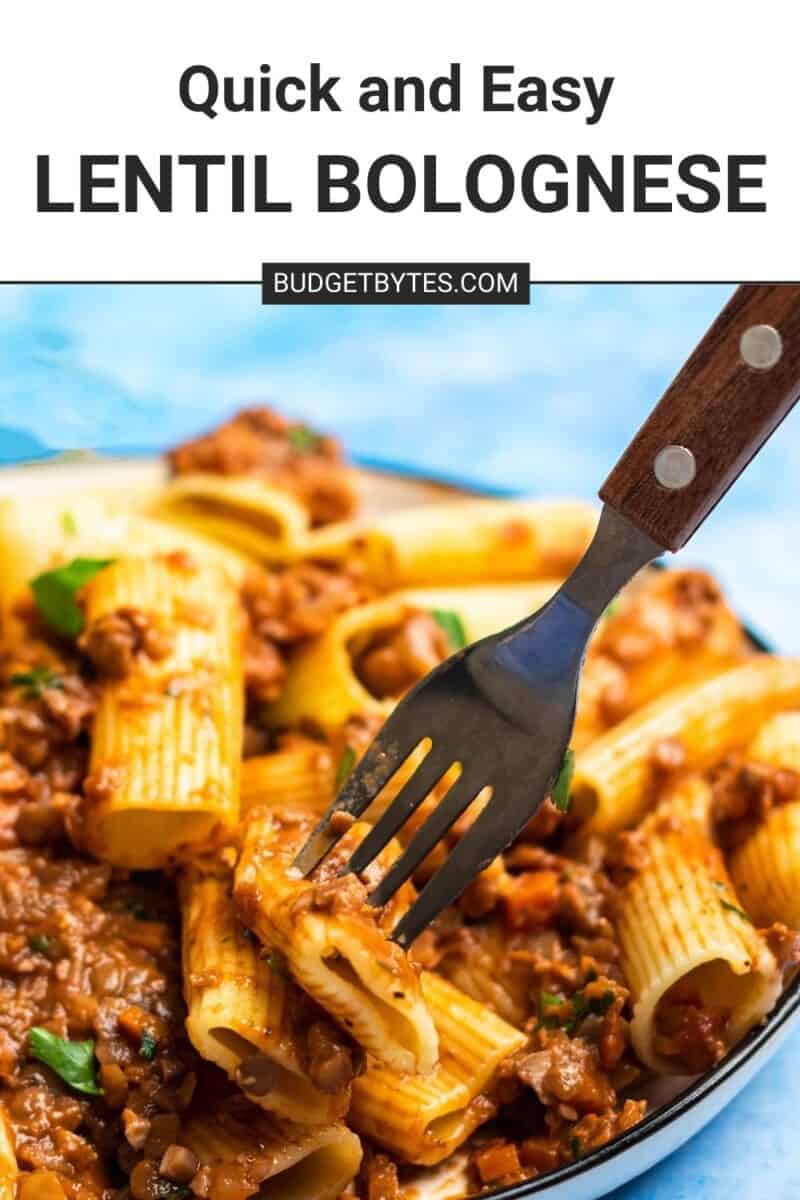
[{"x1": 293, "y1": 505, "x2": 662, "y2": 947}]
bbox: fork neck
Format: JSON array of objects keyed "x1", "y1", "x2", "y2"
[{"x1": 560, "y1": 503, "x2": 665, "y2": 621}]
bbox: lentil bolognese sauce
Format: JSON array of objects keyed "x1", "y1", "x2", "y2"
[{"x1": 0, "y1": 408, "x2": 797, "y2": 1200}]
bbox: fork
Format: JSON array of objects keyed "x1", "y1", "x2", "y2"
[{"x1": 294, "y1": 284, "x2": 800, "y2": 946}]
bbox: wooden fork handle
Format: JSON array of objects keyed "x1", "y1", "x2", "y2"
[{"x1": 600, "y1": 284, "x2": 800, "y2": 551}]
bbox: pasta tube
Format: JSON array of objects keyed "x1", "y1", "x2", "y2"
[
  {"x1": 241, "y1": 738, "x2": 337, "y2": 818},
  {"x1": 152, "y1": 473, "x2": 315, "y2": 561},
  {"x1": 350, "y1": 972, "x2": 526, "y2": 1165},
  {"x1": 0, "y1": 1109, "x2": 16, "y2": 1200},
  {"x1": 729, "y1": 712, "x2": 800, "y2": 927},
  {"x1": 617, "y1": 775, "x2": 780, "y2": 1073},
  {"x1": 268, "y1": 582, "x2": 561, "y2": 730},
  {"x1": 83, "y1": 555, "x2": 243, "y2": 868},
  {"x1": 573, "y1": 568, "x2": 750, "y2": 749},
  {"x1": 305, "y1": 498, "x2": 597, "y2": 586},
  {"x1": 181, "y1": 1086, "x2": 362, "y2": 1200},
  {"x1": 573, "y1": 658, "x2": 800, "y2": 834},
  {"x1": 0, "y1": 493, "x2": 249, "y2": 645},
  {"x1": 182, "y1": 870, "x2": 352, "y2": 1125},
  {"x1": 234, "y1": 808, "x2": 438, "y2": 1075}
]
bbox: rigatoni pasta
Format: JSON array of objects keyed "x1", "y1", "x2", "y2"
[
  {"x1": 0, "y1": 1111, "x2": 16, "y2": 1200},
  {"x1": 152, "y1": 473, "x2": 315, "y2": 562},
  {"x1": 82, "y1": 554, "x2": 243, "y2": 867},
  {"x1": 180, "y1": 1087, "x2": 362, "y2": 1200},
  {"x1": 234, "y1": 807, "x2": 438, "y2": 1076},
  {"x1": 304, "y1": 498, "x2": 596, "y2": 586},
  {"x1": 267, "y1": 582, "x2": 560, "y2": 729},
  {"x1": 728, "y1": 712, "x2": 800, "y2": 927},
  {"x1": 573, "y1": 657, "x2": 800, "y2": 833},
  {"x1": 350, "y1": 972, "x2": 526, "y2": 1165},
  {"x1": 617, "y1": 774, "x2": 781, "y2": 1073},
  {"x1": 181, "y1": 869, "x2": 352, "y2": 1125},
  {"x1": 0, "y1": 491, "x2": 249, "y2": 644}
]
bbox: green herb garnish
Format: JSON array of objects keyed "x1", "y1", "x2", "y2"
[
  {"x1": 30, "y1": 558, "x2": 113, "y2": 637},
  {"x1": 28, "y1": 934, "x2": 52, "y2": 955},
  {"x1": 604, "y1": 598, "x2": 620, "y2": 620},
  {"x1": 9, "y1": 666, "x2": 64, "y2": 699},
  {"x1": 127, "y1": 901, "x2": 154, "y2": 921},
  {"x1": 721, "y1": 899, "x2": 753, "y2": 923},
  {"x1": 551, "y1": 748, "x2": 575, "y2": 813},
  {"x1": 139, "y1": 1031, "x2": 158, "y2": 1061},
  {"x1": 537, "y1": 991, "x2": 566, "y2": 1029},
  {"x1": 287, "y1": 425, "x2": 321, "y2": 454},
  {"x1": 570, "y1": 1136, "x2": 582, "y2": 1159},
  {"x1": 430, "y1": 608, "x2": 468, "y2": 651},
  {"x1": 28, "y1": 1027, "x2": 102, "y2": 1095},
  {"x1": 61, "y1": 511, "x2": 78, "y2": 536},
  {"x1": 336, "y1": 745, "x2": 357, "y2": 788}
]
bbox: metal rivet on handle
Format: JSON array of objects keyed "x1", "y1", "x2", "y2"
[
  {"x1": 740, "y1": 324, "x2": 783, "y2": 371},
  {"x1": 654, "y1": 444, "x2": 696, "y2": 490}
]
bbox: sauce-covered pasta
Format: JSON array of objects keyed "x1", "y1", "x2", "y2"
[{"x1": 0, "y1": 408, "x2": 797, "y2": 1200}]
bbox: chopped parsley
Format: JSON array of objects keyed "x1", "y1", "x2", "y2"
[
  {"x1": 538, "y1": 987, "x2": 615, "y2": 1032},
  {"x1": 430, "y1": 608, "x2": 468, "y2": 651},
  {"x1": 604, "y1": 598, "x2": 620, "y2": 620},
  {"x1": 537, "y1": 991, "x2": 566, "y2": 1029},
  {"x1": 30, "y1": 558, "x2": 113, "y2": 637},
  {"x1": 139, "y1": 1031, "x2": 158, "y2": 1061},
  {"x1": 570, "y1": 1135, "x2": 582, "y2": 1159},
  {"x1": 335, "y1": 745, "x2": 357, "y2": 788},
  {"x1": 28, "y1": 1028, "x2": 103, "y2": 1095},
  {"x1": 127, "y1": 900, "x2": 155, "y2": 921},
  {"x1": 720, "y1": 899, "x2": 752, "y2": 923},
  {"x1": 551, "y1": 748, "x2": 575, "y2": 813},
  {"x1": 287, "y1": 424, "x2": 321, "y2": 454},
  {"x1": 61, "y1": 511, "x2": 78, "y2": 536},
  {"x1": 571, "y1": 989, "x2": 615, "y2": 1025},
  {"x1": 9, "y1": 666, "x2": 64, "y2": 699},
  {"x1": 28, "y1": 934, "x2": 52, "y2": 955}
]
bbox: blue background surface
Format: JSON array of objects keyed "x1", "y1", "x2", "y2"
[{"x1": 0, "y1": 281, "x2": 795, "y2": 1191}]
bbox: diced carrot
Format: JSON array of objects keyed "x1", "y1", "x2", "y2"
[
  {"x1": 502, "y1": 870, "x2": 560, "y2": 929},
  {"x1": 475, "y1": 1142, "x2": 522, "y2": 1183},
  {"x1": 519, "y1": 1136, "x2": 561, "y2": 1172}
]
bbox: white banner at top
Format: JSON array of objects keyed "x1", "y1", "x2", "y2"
[{"x1": 0, "y1": 0, "x2": 795, "y2": 282}]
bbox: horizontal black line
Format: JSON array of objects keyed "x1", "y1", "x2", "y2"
[{"x1": 0, "y1": 279, "x2": 797, "y2": 286}]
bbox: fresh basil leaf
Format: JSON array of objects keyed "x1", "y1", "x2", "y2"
[
  {"x1": 720, "y1": 899, "x2": 753, "y2": 923},
  {"x1": 287, "y1": 425, "x2": 320, "y2": 453},
  {"x1": 336, "y1": 745, "x2": 357, "y2": 788},
  {"x1": 9, "y1": 666, "x2": 64, "y2": 699},
  {"x1": 29, "y1": 1027, "x2": 103, "y2": 1095},
  {"x1": 28, "y1": 934, "x2": 52, "y2": 955},
  {"x1": 61, "y1": 511, "x2": 78, "y2": 536},
  {"x1": 139, "y1": 1031, "x2": 158, "y2": 1061},
  {"x1": 430, "y1": 608, "x2": 467, "y2": 651},
  {"x1": 551, "y1": 748, "x2": 575, "y2": 813},
  {"x1": 30, "y1": 558, "x2": 113, "y2": 637}
]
